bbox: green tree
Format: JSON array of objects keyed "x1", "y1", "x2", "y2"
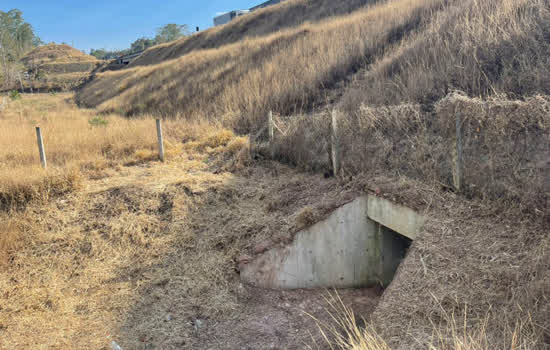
[
  {"x1": 90, "y1": 48, "x2": 108, "y2": 60},
  {"x1": 130, "y1": 37, "x2": 155, "y2": 53},
  {"x1": 0, "y1": 9, "x2": 41, "y2": 87},
  {"x1": 154, "y1": 24, "x2": 189, "y2": 44}
]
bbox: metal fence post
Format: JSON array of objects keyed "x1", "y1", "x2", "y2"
[
  {"x1": 156, "y1": 119, "x2": 165, "y2": 162},
  {"x1": 35, "y1": 126, "x2": 47, "y2": 169}
]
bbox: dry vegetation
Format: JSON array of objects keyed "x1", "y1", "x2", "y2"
[
  {"x1": 79, "y1": 0, "x2": 550, "y2": 130},
  {"x1": 129, "y1": 0, "x2": 377, "y2": 67},
  {"x1": 0, "y1": 92, "x2": 252, "y2": 219},
  {"x1": 19, "y1": 44, "x2": 101, "y2": 92},
  {"x1": 1, "y1": 0, "x2": 549, "y2": 348},
  {"x1": 0, "y1": 93, "x2": 372, "y2": 348},
  {"x1": 317, "y1": 294, "x2": 542, "y2": 350},
  {"x1": 21, "y1": 43, "x2": 98, "y2": 66}
]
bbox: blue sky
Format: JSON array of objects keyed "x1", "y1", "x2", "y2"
[{"x1": 2, "y1": 1, "x2": 261, "y2": 53}]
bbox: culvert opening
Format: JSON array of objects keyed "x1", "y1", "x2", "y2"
[
  {"x1": 376, "y1": 223, "x2": 413, "y2": 287},
  {"x1": 241, "y1": 195, "x2": 423, "y2": 290}
]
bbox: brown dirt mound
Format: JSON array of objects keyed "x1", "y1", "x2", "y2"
[{"x1": 21, "y1": 44, "x2": 97, "y2": 66}]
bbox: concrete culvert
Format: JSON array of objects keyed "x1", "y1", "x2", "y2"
[{"x1": 241, "y1": 195, "x2": 423, "y2": 289}]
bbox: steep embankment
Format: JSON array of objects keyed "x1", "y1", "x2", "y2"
[
  {"x1": 78, "y1": 0, "x2": 550, "y2": 128},
  {"x1": 129, "y1": 0, "x2": 377, "y2": 67},
  {"x1": 77, "y1": 0, "x2": 443, "y2": 125}
]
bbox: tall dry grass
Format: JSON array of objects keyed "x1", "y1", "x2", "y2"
[
  {"x1": 0, "y1": 93, "x2": 239, "y2": 212},
  {"x1": 341, "y1": 0, "x2": 550, "y2": 108},
  {"x1": 0, "y1": 92, "x2": 247, "y2": 271},
  {"x1": 130, "y1": 0, "x2": 378, "y2": 67},
  {"x1": 314, "y1": 293, "x2": 543, "y2": 350},
  {"x1": 77, "y1": 0, "x2": 446, "y2": 130},
  {"x1": 79, "y1": 0, "x2": 550, "y2": 131}
]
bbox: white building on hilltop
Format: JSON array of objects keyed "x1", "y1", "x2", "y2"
[{"x1": 213, "y1": 10, "x2": 250, "y2": 26}]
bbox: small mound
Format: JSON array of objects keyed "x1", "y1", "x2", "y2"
[
  {"x1": 20, "y1": 44, "x2": 101, "y2": 91},
  {"x1": 21, "y1": 44, "x2": 97, "y2": 66}
]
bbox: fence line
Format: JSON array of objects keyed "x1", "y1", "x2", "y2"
[{"x1": 253, "y1": 94, "x2": 549, "y2": 217}]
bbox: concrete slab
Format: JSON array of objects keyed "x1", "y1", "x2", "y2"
[
  {"x1": 241, "y1": 195, "x2": 424, "y2": 289},
  {"x1": 367, "y1": 196, "x2": 425, "y2": 240}
]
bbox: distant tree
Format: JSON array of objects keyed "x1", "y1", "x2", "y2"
[
  {"x1": 130, "y1": 37, "x2": 155, "y2": 53},
  {"x1": 88, "y1": 23, "x2": 190, "y2": 62},
  {"x1": 0, "y1": 9, "x2": 41, "y2": 88},
  {"x1": 90, "y1": 48, "x2": 108, "y2": 60},
  {"x1": 154, "y1": 24, "x2": 189, "y2": 44}
]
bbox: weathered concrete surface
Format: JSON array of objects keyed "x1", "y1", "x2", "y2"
[
  {"x1": 367, "y1": 196, "x2": 425, "y2": 240},
  {"x1": 241, "y1": 195, "x2": 423, "y2": 289},
  {"x1": 241, "y1": 197, "x2": 379, "y2": 289}
]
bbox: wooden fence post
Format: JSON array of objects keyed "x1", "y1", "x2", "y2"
[
  {"x1": 331, "y1": 109, "x2": 341, "y2": 177},
  {"x1": 453, "y1": 112, "x2": 464, "y2": 191},
  {"x1": 268, "y1": 111, "x2": 274, "y2": 143},
  {"x1": 35, "y1": 126, "x2": 47, "y2": 169},
  {"x1": 268, "y1": 110, "x2": 274, "y2": 158},
  {"x1": 156, "y1": 119, "x2": 165, "y2": 162}
]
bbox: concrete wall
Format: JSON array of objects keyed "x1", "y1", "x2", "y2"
[{"x1": 241, "y1": 195, "x2": 421, "y2": 289}]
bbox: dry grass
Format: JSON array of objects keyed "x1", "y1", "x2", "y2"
[
  {"x1": 314, "y1": 292, "x2": 542, "y2": 350},
  {"x1": 341, "y1": 0, "x2": 550, "y2": 108},
  {"x1": 269, "y1": 92, "x2": 550, "y2": 219},
  {"x1": 130, "y1": 0, "x2": 378, "y2": 67},
  {"x1": 427, "y1": 309, "x2": 540, "y2": 350},
  {"x1": 309, "y1": 292, "x2": 391, "y2": 350},
  {"x1": 79, "y1": 0, "x2": 550, "y2": 131},
  {"x1": 0, "y1": 93, "x2": 244, "y2": 212},
  {"x1": 77, "y1": 0, "x2": 445, "y2": 129},
  {"x1": 18, "y1": 44, "x2": 100, "y2": 91},
  {"x1": 21, "y1": 43, "x2": 98, "y2": 66},
  {"x1": 0, "y1": 106, "x2": 365, "y2": 348}
]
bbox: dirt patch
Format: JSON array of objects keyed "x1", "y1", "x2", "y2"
[
  {"x1": 0, "y1": 155, "x2": 374, "y2": 349},
  {"x1": 120, "y1": 286, "x2": 379, "y2": 349}
]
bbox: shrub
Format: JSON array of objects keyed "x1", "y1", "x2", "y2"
[
  {"x1": 9, "y1": 90, "x2": 21, "y2": 101},
  {"x1": 88, "y1": 116, "x2": 109, "y2": 127}
]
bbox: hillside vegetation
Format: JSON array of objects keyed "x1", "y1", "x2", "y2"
[
  {"x1": 21, "y1": 44, "x2": 98, "y2": 66},
  {"x1": 1, "y1": 0, "x2": 549, "y2": 348},
  {"x1": 78, "y1": 0, "x2": 550, "y2": 129},
  {"x1": 21, "y1": 44, "x2": 100, "y2": 91},
  {"x1": 129, "y1": 0, "x2": 376, "y2": 67}
]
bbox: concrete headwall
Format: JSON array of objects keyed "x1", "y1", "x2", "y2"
[{"x1": 241, "y1": 195, "x2": 423, "y2": 289}]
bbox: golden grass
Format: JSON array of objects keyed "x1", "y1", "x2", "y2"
[
  {"x1": 309, "y1": 293, "x2": 391, "y2": 350},
  {"x1": 79, "y1": 0, "x2": 550, "y2": 131},
  {"x1": 131, "y1": 0, "x2": 377, "y2": 67},
  {"x1": 313, "y1": 293, "x2": 541, "y2": 350},
  {"x1": 78, "y1": 0, "x2": 445, "y2": 129},
  {"x1": 0, "y1": 93, "x2": 243, "y2": 212},
  {"x1": 21, "y1": 43, "x2": 98, "y2": 66}
]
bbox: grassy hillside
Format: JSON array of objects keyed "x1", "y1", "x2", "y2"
[
  {"x1": 78, "y1": 0, "x2": 550, "y2": 129},
  {"x1": 21, "y1": 43, "x2": 98, "y2": 66},
  {"x1": 129, "y1": 0, "x2": 376, "y2": 67},
  {"x1": 20, "y1": 44, "x2": 101, "y2": 91}
]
